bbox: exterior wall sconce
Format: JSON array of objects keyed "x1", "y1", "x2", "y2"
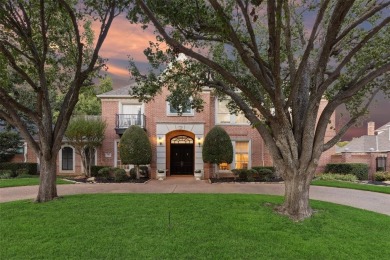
[
  {"x1": 158, "y1": 136, "x2": 163, "y2": 146},
  {"x1": 197, "y1": 137, "x2": 202, "y2": 147}
]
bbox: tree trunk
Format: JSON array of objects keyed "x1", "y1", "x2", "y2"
[
  {"x1": 36, "y1": 155, "x2": 58, "y2": 202},
  {"x1": 135, "y1": 165, "x2": 140, "y2": 179},
  {"x1": 278, "y1": 172, "x2": 314, "y2": 221}
]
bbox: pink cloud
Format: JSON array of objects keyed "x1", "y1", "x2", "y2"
[{"x1": 93, "y1": 15, "x2": 157, "y2": 62}]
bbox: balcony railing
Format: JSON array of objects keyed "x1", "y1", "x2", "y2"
[{"x1": 115, "y1": 114, "x2": 146, "y2": 135}]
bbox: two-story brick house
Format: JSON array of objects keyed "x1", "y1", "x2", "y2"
[
  {"x1": 95, "y1": 83, "x2": 336, "y2": 179},
  {"x1": 11, "y1": 83, "x2": 336, "y2": 179},
  {"x1": 96, "y1": 84, "x2": 273, "y2": 179}
]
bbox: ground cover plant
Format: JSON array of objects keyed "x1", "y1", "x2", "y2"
[
  {"x1": 1, "y1": 194, "x2": 389, "y2": 259},
  {"x1": 0, "y1": 177, "x2": 72, "y2": 188}
]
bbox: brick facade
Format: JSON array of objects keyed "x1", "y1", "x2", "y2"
[{"x1": 20, "y1": 86, "x2": 336, "y2": 179}]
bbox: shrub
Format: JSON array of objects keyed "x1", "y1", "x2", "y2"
[
  {"x1": 316, "y1": 173, "x2": 358, "y2": 182},
  {"x1": 129, "y1": 168, "x2": 137, "y2": 179},
  {"x1": 232, "y1": 169, "x2": 257, "y2": 181},
  {"x1": 0, "y1": 170, "x2": 12, "y2": 179},
  {"x1": 113, "y1": 168, "x2": 128, "y2": 182},
  {"x1": 0, "y1": 162, "x2": 38, "y2": 176},
  {"x1": 91, "y1": 166, "x2": 110, "y2": 177},
  {"x1": 325, "y1": 163, "x2": 369, "y2": 180},
  {"x1": 139, "y1": 166, "x2": 149, "y2": 178},
  {"x1": 119, "y1": 125, "x2": 152, "y2": 179},
  {"x1": 202, "y1": 126, "x2": 233, "y2": 167},
  {"x1": 374, "y1": 172, "x2": 390, "y2": 182},
  {"x1": 97, "y1": 167, "x2": 111, "y2": 178},
  {"x1": 252, "y1": 167, "x2": 275, "y2": 181}
]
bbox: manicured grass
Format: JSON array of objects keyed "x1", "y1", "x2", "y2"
[
  {"x1": 0, "y1": 177, "x2": 73, "y2": 188},
  {"x1": 311, "y1": 180, "x2": 390, "y2": 194},
  {"x1": 1, "y1": 194, "x2": 389, "y2": 259}
]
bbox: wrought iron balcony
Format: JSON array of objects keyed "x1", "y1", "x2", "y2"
[{"x1": 115, "y1": 114, "x2": 146, "y2": 135}]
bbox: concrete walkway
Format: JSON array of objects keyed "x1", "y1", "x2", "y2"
[{"x1": 1, "y1": 176, "x2": 389, "y2": 216}]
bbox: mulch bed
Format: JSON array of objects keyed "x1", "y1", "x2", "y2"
[
  {"x1": 65, "y1": 176, "x2": 149, "y2": 184},
  {"x1": 210, "y1": 177, "x2": 284, "y2": 183}
]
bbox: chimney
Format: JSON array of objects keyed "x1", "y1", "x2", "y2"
[{"x1": 367, "y1": 121, "x2": 375, "y2": 136}]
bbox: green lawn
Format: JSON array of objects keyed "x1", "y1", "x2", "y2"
[
  {"x1": 311, "y1": 180, "x2": 390, "y2": 194},
  {"x1": 1, "y1": 194, "x2": 389, "y2": 259},
  {"x1": 0, "y1": 177, "x2": 73, "y2": 188}
]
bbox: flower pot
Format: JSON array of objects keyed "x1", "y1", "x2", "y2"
[
  {"x1": 156, "y1": 169, "x2": 166, "y2": 180},
  {"x1": 194, "y1": 170, "x2": 203, "y2": 181}
]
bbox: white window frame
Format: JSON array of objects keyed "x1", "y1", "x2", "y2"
[
  {"x1": 59, "y1": 145, "x2": 75, "y2": 173},
  {"x1": 215, "y1": 99, "x2": 249, "y2": 125},
  {"x1": 216, "y1": 140, "x2": 251, "y2": 171},
  {"x1": 166, "y1": 101, "x2": 194, "y2": 116}
]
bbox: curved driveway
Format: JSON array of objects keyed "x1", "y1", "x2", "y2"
[{"x1": 1, "y1": 178, "x2": 389, "y2": 216}]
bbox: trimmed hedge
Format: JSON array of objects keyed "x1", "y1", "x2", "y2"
[
  {"x1": 325, "y1": 163, "x2": 369, "y2": 180},
  {"x1": 231, "y1": 168, "x2": 276, "y2": 181},
  {"x1": 91, "y1": 166, "x2": 110, "y2": 177},
  {"x1": 97, "y1": 167, "x2": 129, "y2": 182},
  {"x1": 316, "y1": 173, "x2": 358, "y2": 182},
  {"x1": 0, "y1": 163, "x2": 38, "y2": 176}
]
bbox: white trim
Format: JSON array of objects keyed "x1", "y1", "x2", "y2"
[
  {"x1": 216, "y1": 140, "x2": 251, "y2": 171},
  {"x1": 59, "y1": 145, "x2": 75, "y2": 173},
  {"x1": 166, "y1": 101, "x2": 194, "y2": 116},
  {"x1": 215, "y1": 99, "x2": 250, "y2": 125}
]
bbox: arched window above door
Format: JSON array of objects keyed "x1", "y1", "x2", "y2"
[{"x1": 171, "y1": 135, "x2": 194, "y2": 144}]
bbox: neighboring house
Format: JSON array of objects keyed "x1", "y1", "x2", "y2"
[
  {"x1": 332, "y1": 121, "x2": 390, "y2": 179},
  {"x1": 12, "y1": 84, "x2": 336, "y2": 179}
]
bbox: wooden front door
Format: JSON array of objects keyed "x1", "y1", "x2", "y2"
[{"x1": 170, "y1": 144, "x2": 194, "y2": 175}]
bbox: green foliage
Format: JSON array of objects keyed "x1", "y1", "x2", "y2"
[
  {"x1": 0, "y1": 131, "x2": 23, "y2": 162},
  {"x1": 119, "y1": 126, "x2": 152, "y2": 166},
  {"x1": 65, "y1": 117, "x2": 106, "y2": 177},
  {"x1": 202, "y1": 126, "x2": 233, "y2": 165},
  {"x1": 2, "y1": 194, "x2": 390, "y2": 259},
  {"x1": 73, "y1": 77, "x2": 114, "y2": 116},
  {"x1": 316, "y1": 173, "x2": 358, "y2": 182},
  {"x1": 91, "y1": 166, "x2": 110, "y2": 177},
  {"x1": 129, "y1": 168, "x2": 137, "y2": 179},
  {"x1": 374, "y1": 172, "x2": 390, "y2": 182},
  {"x1": 97, "y1": 167, "x2": 111, "y2": 179},
  {"x1": 325, "y1": 163, "x2": 369, "y2": 180},
  {"x1": 232, "y1": 169, "x2": 258, "y2": 181},
  {"x1": 112, "y1": 168, "x2": 128, "y2": 182},
  {"x1": 0, "y1": 163, "x2": 38, "y2": 176},
  {"x1": 0, "y1": 170, "x2": 12, "y2": 179},
  {"x1": 336, "y1": 141, "x2": 349, "y2": 147},
  {"x1": 252, "y1": 167, "x2": 275, "y2": 181}
]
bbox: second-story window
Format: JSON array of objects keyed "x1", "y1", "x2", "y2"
[
  {"x1": 216, "y1": 99, "x2": 248, "y2": 124},
  {"x1": 167, "y1": 100, "x2": 193, "y2": 116}
]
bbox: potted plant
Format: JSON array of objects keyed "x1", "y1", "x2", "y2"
[
  {"x1": 194, "y1": 169, "x2": 203, "y2": 180},
  {"x1": 156, "y1": 169, "x2": 166, "y2": 180}
]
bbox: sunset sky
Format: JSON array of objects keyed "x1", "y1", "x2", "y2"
[{"x1": 97, "y1": 14, "x2": 389, "y2": 141}]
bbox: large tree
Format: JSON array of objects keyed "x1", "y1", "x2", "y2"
[
  {"x1": 0, "y1": 0, "x2": 129, "y2": 202},
  {"x1": 128, "y1": 0, "x2": 390, "y2": 220}
]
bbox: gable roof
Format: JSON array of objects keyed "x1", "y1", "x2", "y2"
[
  {"x1": 97, "y1": 82, "x2": 141, "y2": 98},
  {"x1": 338, "y1": 122, "x2": 390, "y2": 153}
]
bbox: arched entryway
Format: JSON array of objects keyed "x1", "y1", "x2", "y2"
[{"x1": 166, "y1": 130, "x2": 195, "y2": 175}]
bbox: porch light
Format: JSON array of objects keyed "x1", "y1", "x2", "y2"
[
  {"x1": 197, "y1": 137, "x2": 202, "y2": 147},
  {"x1": 158, "y1": 136, "x2": 162, "y2": 146}
]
